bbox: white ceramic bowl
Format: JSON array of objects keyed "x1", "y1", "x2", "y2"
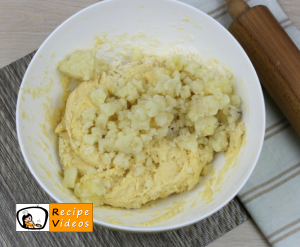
[{"x1": 16, "y1": 0, "x2": 265, "y2": 232}]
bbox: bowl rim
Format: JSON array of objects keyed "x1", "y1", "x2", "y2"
[{"x1": 16, "y1": 0, "x2": 265, "y2": 233}]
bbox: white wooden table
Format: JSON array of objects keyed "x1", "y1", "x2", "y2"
[{"x1": 1, "y1": 0, "x2": 299, "y2": 246}]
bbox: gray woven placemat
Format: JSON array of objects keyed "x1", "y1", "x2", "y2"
[{"x1": 0, "y1": 51, "x2": 249, "y2": 247}]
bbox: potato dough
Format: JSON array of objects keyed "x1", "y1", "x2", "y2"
[{"x1": 56, "y1": 49, "x2": 244, "y2": 209}]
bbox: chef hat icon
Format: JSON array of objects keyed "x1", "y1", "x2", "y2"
[{"x1": 22, "y1": 209, "x2": 29, "y2": 216}]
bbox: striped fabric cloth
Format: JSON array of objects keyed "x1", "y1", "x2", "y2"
[{"x1": 180, "y1": 0, "x2": 300, "y2": 246}]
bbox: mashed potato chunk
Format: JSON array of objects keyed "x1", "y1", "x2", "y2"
[{"x1": 58, "y1": 50, "x2": 100, "y2": 80}]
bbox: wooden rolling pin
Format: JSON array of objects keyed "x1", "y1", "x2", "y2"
[{"x1": 225, "y1": 0, "x2": 300, "y2": 136}]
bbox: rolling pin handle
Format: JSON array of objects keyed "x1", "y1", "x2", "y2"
[{"x1": 225, "y1": 0, "x2": 250, "y2": 21}]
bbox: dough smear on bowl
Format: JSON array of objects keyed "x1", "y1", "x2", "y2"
[{"x1": 55, "y1": 49, "x2": 245, "y2": 209}]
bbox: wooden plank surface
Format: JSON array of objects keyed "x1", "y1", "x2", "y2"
[
  {"x1": 1, "y1": 0, "x2": 299, "y2": 246},
  {"x1": 0, "y1": 0, "x2": 299, "y2": 68}
]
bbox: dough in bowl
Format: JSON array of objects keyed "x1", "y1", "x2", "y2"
[{"x1": 55, "y1": 49, "x2": 245, "y2": 209}]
